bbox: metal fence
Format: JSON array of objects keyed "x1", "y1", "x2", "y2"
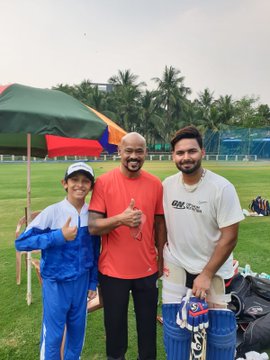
[
  {"x1": 148, "y1": 128, "x2": 270, "y2": 159},
  {"x1": 204, "y1": 127, "x2": 270, "y2": 159}
]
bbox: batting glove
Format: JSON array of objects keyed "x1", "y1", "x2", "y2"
[{"x1": 176, "y1": 289, "x2": 209, "y2": 332}]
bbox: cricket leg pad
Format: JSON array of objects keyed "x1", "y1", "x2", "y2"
[
  {"x1": 207, "y1": 275, "x2": 231, "y2": 307},
  {"x1": 162, "y1": 304, "x2": 191, "y2": 360},
  {"x1": 162, "y1": 246, "x2": 187, "y2": 304},
  {"x1": 206, "y1": 309, "x2": 236, "y2": 360}
]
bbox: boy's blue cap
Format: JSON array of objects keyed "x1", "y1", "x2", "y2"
[{"x1": 65, "y1": 162, "x2": 95, "y2": 181}]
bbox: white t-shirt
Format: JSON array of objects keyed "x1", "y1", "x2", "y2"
[{"x1": 163, "y1": 169, "x2": 245, "y2": 279}]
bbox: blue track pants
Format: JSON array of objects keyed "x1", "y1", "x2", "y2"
[{"x1": 40, "y1": 272, "x2": 89, "y2": 360}]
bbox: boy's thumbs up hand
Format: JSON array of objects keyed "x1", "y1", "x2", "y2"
[{"x1": 62, "y1": 217, "x2": 77, "y2": 241}]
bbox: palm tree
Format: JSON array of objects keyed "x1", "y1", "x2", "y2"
[
  {"x1": 216, "y1": 95, "x2": 235, "y2": 125},
  {"x1": 194, "y1": 89, "x2": 230, "y2": 130},
  {"x1": 107, "y1": 70, "x2": 145, "y2": 131},
  {"x1": 194, "y1": 88, "x2": 215, "y2": 127},
  {"x1": 195, "y1": 89, "x2": 230, "y2": 154},
  {"x1": 180, "y1": 100, "x2": 201, "y2": 128},
  {"x1": 109, "y1": 69, "x2": 146, "y2": 89},
  {"x1": 231, "y1": 96, "x2": 258, "y2": 127},
  {"x1": 137, "y1": 90, "x2": 164, "y2": 146},
  {"x1": 87, "y1": 85, "x2": 107, "y2": 111},
  {"x1": 73, "y1": 80, "x2": 94, "y2": 105},
  {"x1": 152, "y1": 66, "x2": 191, "y2": 141},
  {"x1": 255, "y1": 104, "x2": 270, "y2": 126},
  {"x1": 52, "y1": 83, "x2": 76, "y2": 97}
]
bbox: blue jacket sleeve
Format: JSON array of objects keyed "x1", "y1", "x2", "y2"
[
  {"x1": 88, "y1": 235, "x2": 101, "y2": 291},
  {"x1": 15, "y1": 208, "x2": 66, "y2": 251},
  {"x1": 15, "y1": 227, "x2": 66, "y2": 251}
]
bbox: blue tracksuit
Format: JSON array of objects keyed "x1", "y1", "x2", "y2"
[{"x1": 15, "y1": 198, "x2": 100, "y2": 360}]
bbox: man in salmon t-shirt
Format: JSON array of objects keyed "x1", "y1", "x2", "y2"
[{"x1": 89, "y1": 132, "x2": 166, "y2": 360}]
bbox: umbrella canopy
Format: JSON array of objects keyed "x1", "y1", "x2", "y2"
[
  {"x1": 0, "y1": 83, "x2": 106, "y2": 138},
  {"x1": 0, "y1": 84, "x2": 126, "y2": 157},
  {"x1": 0, "y1": 83, "x2": 126, "y2": 305},
  {"x1": 45, "y1": 106, "x2": 127, "y2": 157},
  {"x1": 0, "y1": 106, "x2": 126, "y2": 158}
]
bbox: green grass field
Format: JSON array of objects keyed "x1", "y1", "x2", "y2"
[{"x1": 0, "y1": 160, "x2": 270, "y2": 359}]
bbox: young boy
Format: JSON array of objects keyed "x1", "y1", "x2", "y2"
[{"x1": 15, "y1": 162, "x2": 100, "y2": 360}]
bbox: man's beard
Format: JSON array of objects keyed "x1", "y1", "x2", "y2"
[
  {"x1": 176, "y1": 159, "x2": 202, "y2": 174},
  {"x1": 124, "y1": 159, "x2": 143, "y2": 172}
]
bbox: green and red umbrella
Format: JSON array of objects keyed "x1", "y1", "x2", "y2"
[
  {"x1": 45, "y1": 105, "x2": 126, "y2": 157},
  {"x1": 0, "y1": 83, "x2": 126, "y2": 157},
  {"x1": 0, "y1": 83, "x2": 126, "y2": 304}
]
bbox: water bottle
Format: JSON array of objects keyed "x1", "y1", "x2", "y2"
[
  {"x1": 244, "y1": 264, "x2": 251, "y2": 275},
  {"x1": 244, "y1": 264, "x2": 257, "y2": 277},
  {"x1": 259, "y1": 272, "x2": 270, "y2": 280},
  {"x1": 238, "y1": 266, "x2": 244, "y2": 275}
]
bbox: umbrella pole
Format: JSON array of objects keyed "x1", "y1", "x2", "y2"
[{"x1": 26, "y1": 133, "x2": 32, "y2": 305}]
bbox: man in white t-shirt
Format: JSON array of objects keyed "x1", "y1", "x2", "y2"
[{"x1": 162, "y1": 125, "x2": 244, "y2": 360}]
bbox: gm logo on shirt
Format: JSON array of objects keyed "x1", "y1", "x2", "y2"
[
  {"x1": 171, "y1": 200, "x2": 185, "y2": 209},
  {"x1": 172, "y1": 200, "x2": 202, "y2": 213}
]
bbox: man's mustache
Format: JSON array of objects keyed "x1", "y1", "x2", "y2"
[
  {"x1": 127, "y1": 159, "x2": 140, "y2": 163},
  {"x1": 181, "y1": 160, "x2": 194, "y2": 165}
]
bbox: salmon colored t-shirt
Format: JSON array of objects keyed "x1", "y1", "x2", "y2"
[{"x1": 89, "y1": 167, "x2": 164, "y2": 279}]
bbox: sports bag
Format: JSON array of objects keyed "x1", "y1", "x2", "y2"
[
  {"x1": 249, "y1": 196, "x2": 270, "y2": 216},
  {"x1": 228, "y1": 274, "x2": 270, "y2": 357},
  {"x1": 236, "y1": 313, "x2": 270, "y2": 357},
  {"x1": 229, "y1": 274, "x2": 270, "y2": 321}
]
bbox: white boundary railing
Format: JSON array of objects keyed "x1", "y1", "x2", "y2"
[
  {"x1": 0, "y1": 154, "x2": 258, "y2": 162},
  {"x1": 204, "y1": 154, "x2": 257, "y2": 161}
]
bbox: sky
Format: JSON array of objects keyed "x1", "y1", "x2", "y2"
[{"x1": 1, "y1": 0, "x2": 270, "y2": 104}]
